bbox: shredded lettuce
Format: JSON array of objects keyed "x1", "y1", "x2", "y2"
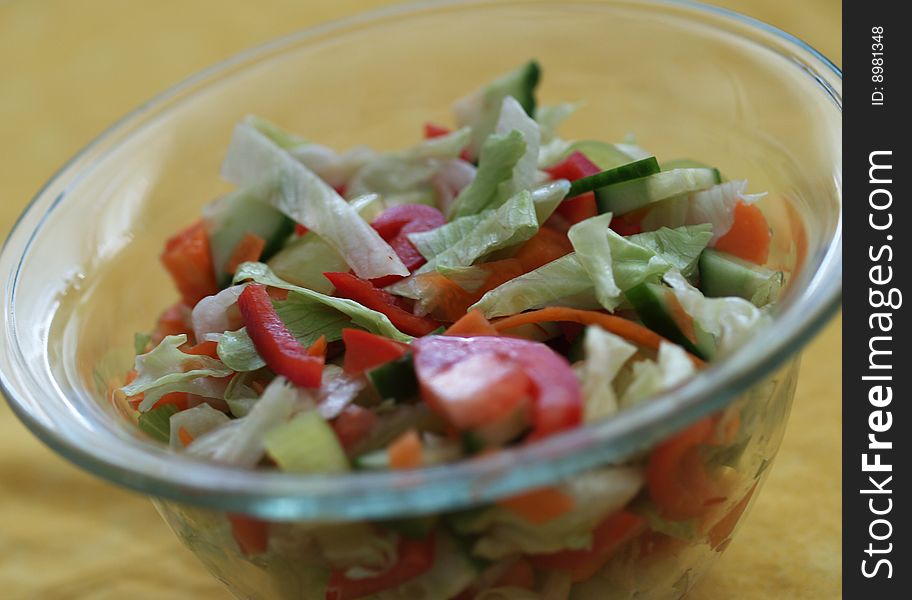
[
  {"x1": 640, "y1": 180, "x2": 766, "y2": 243},
  {"x1": 316, "y1": 364, "x2": 365, "y2": 420},
  {"x1": 663, "y1": 270, "x2": 769, "y2": 356},
  {"x1": 121, "y1": 334, "x2": 234, "y2": 412},
  {"x1": 238, "y1": 262, "x2": 412, "y2": 340},
  {"x1": 137, "y1": 404, "x2": 178, "y2": 443},
  {"x1": 470, "y1": 253, "x2": 598, "y2": 318},
  {"x1": 476, "y1": 588, "x2": 542, "y2": 600},
  {"x1": 247, "y1": 115, "x2": 309, "y2": 149},
  {"x1": 290, "y1": 143, "x2": 376, "y2": 189},
  {"x1": 530, "y1": 179, "x2": 571, "y2": 224},
  {"x1": 186, "y1": 377, "x2": 300, "y2": 468},
  {"x1": 267, "y1": 234, "x2": 349, "y2": 294},
  {"x1": 168, "y1": 403, "x2": 230, "y2": 448},
  {"x1": 372, "y1": 533, "x2": 477, "y2": 600},
  {"x1": 495, "y1": 96, "x2": 541, "y2": 199},
  {"x1": 456, "y1": 468, "x2": 643, "y2": 559},
  {"x1": 408, "y1": 213, "x2": 488, "y2": 261},
  {"x1": 191, "y1": 285, "x2": 246, "y2": 342},
  {"x1": 569, "y1": 217, "x2": 713, "y2": 311},
  {"x1": 221, "y1": 118, "x2": 408, "y2": 279},
  {"x1": 448, "y1": 130, "x2": 526, "y2": 219},
  {"x1": 581, "y1": 326, "x2": 638, "y2": 422},
  {"x1": 620, "y1": 342, "x2": 696, "y2": 407}
]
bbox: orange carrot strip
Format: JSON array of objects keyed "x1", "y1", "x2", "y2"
[
  {"x1": 444, "y1": 310, "x2": 499, "y2": 337},
  {"x1": 492, "y1": 307, "x2": 704, "y2": 368},
  {"x1": 184, "y1": 340, "x2": 220, "y2": 359},
  {"x1": 388, "y1": 429, "x2": 423, "y2": 470},
  {"x1": 306, "y1": 335, "x2": 328, "y2": 358},
  {"x1": 226, "y1": 232, "x2": 267, "y2": 275},
  {"x1": 177, "y1": 426, "x2": 194, "y2": 447},
  {"x1": 714, "y1": 202, "x2": 771, "y2": 264},
  {"x1": 498, "y1": 487, "x2": 576, "y2": 524}
]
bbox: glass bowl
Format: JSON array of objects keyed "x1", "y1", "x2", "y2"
[{"x1": 0, "y1": 0, "x2": 840, "y2": 598}]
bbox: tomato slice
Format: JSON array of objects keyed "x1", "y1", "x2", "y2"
[
  {"x1": 411, "y1": 336, "x2": 582, "y2": 439},
  {"x1": 369, "y1": 204, "x2": 446, "y2": 287},
  {"x1": 325, "y1": 536, "x2": 435, "y2": 600}
]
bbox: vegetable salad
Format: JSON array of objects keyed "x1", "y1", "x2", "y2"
[{"x1": 118, "y1": 61, "x2": 784, "y2": 599}]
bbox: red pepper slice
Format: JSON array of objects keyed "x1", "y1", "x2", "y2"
[
  {"x1": 236, "y1": 284, "x2": 323, "y2": 388},
  {"x1": 341, "y1": 328, "x2": 409, "y2": 374},
  {"x1": 370, "y1": 205, "x2": 445, "y2": 287},
  {"x1": 325, "y1": 272, "x2": 439, "y2": 337},
  {"x1": 528, "y1": 511, "x2": 646, "y2": 582},
  {"x1": 544, "y1": 150, "x2": 601, "y2": 181},
  {"x1": 423, "y1": 122, "x2": 452, "y2": 139},
  {"x1": 325, "y1": 535, "x2": 436, "y2": 600},
  {"x1": 160, "y1": 220, "x2": 219, "y2": 307},
  {"x1": 227, "y1": 513, "x2": 269, "y2": 555},
  {"x1": 411, "y1": 336, "x2": 582, "y2": 440},
  {"x1": 545, "y1": 151, "x2": 601, "y2": 227}
]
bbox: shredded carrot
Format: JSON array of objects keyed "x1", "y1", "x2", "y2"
[
  {"x1": 160, "y1": 221, "x2": 218, "y2": 306},
  {"x1": 444, "y1": 310, "x2": 499, "y2": 337},
  {"x1": 388, "y1": 429, "x2": 423, "y2": 470},
  {"x1": 498, "y1": 487, "x2": 576, "y2": 524},
  {"x1": 177, "y1": 426, "x2": 194, "y2": 447},
  {"x1": 513, "y1": 227, "x2": 572, "y2": 272},
  {"x1": 306, "y1": 335, "x2": 328, "y2": 358},
  {"x1": 492, "y1": 307, "x2": 704, "y2": 368},
  {"x1": 226, "y1": 232, "x2": 267, "y2": 275},
  {"x1": 714, "y1": 202, "x2": 771, "y2": 264}
]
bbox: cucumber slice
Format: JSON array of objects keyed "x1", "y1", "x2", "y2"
[
  {"x1": 367, "y1": 354, "x2": 419, "y2": 402},
  {"x1": 567, "y1": 157, "x2": 660, "y2": 198},
  {"x1": 624, "y1": 282, "x2": 714, "y2": 360},
  {"x1": 662, "y1": 159, "x2": 723, "y2": 183},
  {"x1": 699, "y1": 249, "x2": 783, "y2": 307},
  {"x1": 205, "y1": 185, "x2": 295, "y2": 287},
  {"x1": 455, "y1": 61, "x2": 541, "y2": 161},
  {"x1": 264, "y1": 411, "x2": 350, "y2": 473},
  {"x1": 563, "y1": 140, "x2": 639, "y2": 170},
  {"x1": 595, "y1": 168, "x2": 719, "y2": 215}
]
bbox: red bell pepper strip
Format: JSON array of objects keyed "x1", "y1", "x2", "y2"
[
  {"x1": 160, "y1": 220, "x2": 219, "y2": 307},
  {"x1": 331, "y1": 405, "x2": 379, "y2": 452},
  {"x1": 227, "y1": 513, "x2": 269, "y2": 555},
  {"x1": 325, "y1": 535, "x2": 436, "y2": 600},
  {"x1": 545, "y1": 150, "x2": 601, "y2": 181},
  {"x1": 370, "y1": 204, "x2": 446, "y2": 287},
  {"x1": 545, "y1": 151, "x2": 601, "y2": 227},
  {"x1": 411, "y1": 335, "x2": 582, "y2": 440},
  {"x1": 609, "y1": 215, "x2": 642, "y2": 236},
  {"x1": 423, "y1": 122, "x2": 452, "y2": 139},
  {"x1": 529, "y1": 511, "x2": 646, "y2": 582},
  {"x1": 324, "y1": 272, "x2": 439, "y2": 337},
  {"x1": 237, "y1": 284, "x2": 324, "y2": 388},
  {"x1": 341, "y1": 328, "x2": 409, "y2": 374}
]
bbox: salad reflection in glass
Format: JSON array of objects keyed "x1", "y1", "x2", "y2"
[{"x1": 116, "y1": 62, "x2": 785, "y2": 599}]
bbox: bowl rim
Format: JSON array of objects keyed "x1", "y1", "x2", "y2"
[{"x1": 0, "y1": 0, "x2": 842, "y2": 520}]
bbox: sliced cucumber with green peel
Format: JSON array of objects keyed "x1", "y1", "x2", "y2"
[
  {"x1": 564, "y1": 140, "x2": 639, "y2": 170},
  {"x1": 595, "y1": 168, "x2": 719, "y2": 215},
  {"x1": 366, "y1": 354, "x2": 419, "y2": 402},
  {"x1": 567, "y1": 157, "x2": 660, "y2": 198},
  {"x1": 699, "y1": 248, "x2": 783, "y2": 307},
  {"x1": 625, "y1": 281, "x2": 715, "y2": 360},
  {"x1": 662, "y1": 159, "x2": 723, "y2": 183},
  {"x1": 454, "y1": 61, "x2": 541, "y2": 161},
  {"x1": 205, "y1": 184, "x2": 295, "y2": 287}
]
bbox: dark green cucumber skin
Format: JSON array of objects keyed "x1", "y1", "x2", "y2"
[
  {"x1": 367, "y1": 354, "x2": 419, "y2": 402},
  {"x1": 211, "y1": 203, "x2": 295, "y2": 288},
  {"x1": 624, "y1": 282, "x2": 711, "y2": 360},
  {"x1": 515, "y1": 60, "x2": 541, "y2": 117},
  {"x1": 567, "y1": 157, "x2": 661, "y2": 198},
  {"x1": 699, "y1": 248, "x2": 782, "y2": 306}
]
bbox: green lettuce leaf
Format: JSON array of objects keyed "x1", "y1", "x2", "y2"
[
  {"x1": 536, "y1": 102, "x2": 580, "y2": 144},
  {"x1": 620, "y1": 341, "x2": 696, "y2": 408},
  {"x1": 663, "y1": 269, "x2": 770, "y2": 356},
  {"x1": 581, "y1": 326, "x2": 638, "y2": 422},
  {"x1": 408, "y1": 213, "x2": 488, "y2": 261},
  {"x1": 470, "y1": 253, "x2": 598, "y2": 318},
  {"x1": 628, "y1": 224, "x2": 713, "y2": 280},
  {"x1": 121, "y1": 335, "x2": 234, "y2": 412},
  {"x1": 495, "y1": 96, "x2": 541, "y2": 199},
  {"x1": 168, "y1": 403, "x2": 231, "y2": 448},
  {"x1": 455, "y1": 468, "x2": 643, "y2": 560},
  {"x1": 221, "y1": 118, "x2": 408, "y2": 279},
  {"x1": 448, "y1": 130, "x2": 526, "y2": 219}
]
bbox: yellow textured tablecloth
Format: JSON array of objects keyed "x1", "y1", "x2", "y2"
[{"x1": 0, "y1": 1, "x2": 840, "y2": 598}]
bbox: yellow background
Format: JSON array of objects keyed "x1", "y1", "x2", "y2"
[{"x1": 0, "y1": 1, "x2": 840, "y2": 598}]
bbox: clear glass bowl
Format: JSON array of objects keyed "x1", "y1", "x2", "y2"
[{"x1": 0, "y1": 0, "x2": 840, "y2": 598}]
